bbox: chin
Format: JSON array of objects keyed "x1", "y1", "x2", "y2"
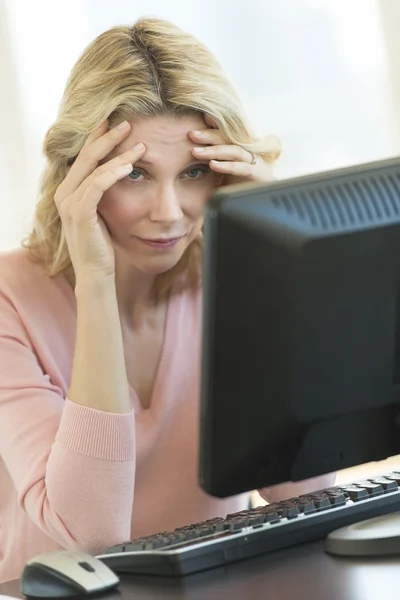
[
  {"x1": 126, "y1": 250, "x2": 185, "y2": 276},
  {"x1": 115, "y1": 235, "x2": 196, "y2": 276},
  {"x1": 140, "y1": 262, "x2": 179, "y2": 276}
]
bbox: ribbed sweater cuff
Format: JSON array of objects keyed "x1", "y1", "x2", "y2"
[{"x1": 55, "y1": 398, "x2": 135, "y2": 461}]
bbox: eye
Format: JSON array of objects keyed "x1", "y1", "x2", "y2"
[
  {"x1": 184, "y1": 166, "x2": 211, "y2": 180},
  {"x1": 127, "y1": 168, "x2": 145, "y2": 181}
]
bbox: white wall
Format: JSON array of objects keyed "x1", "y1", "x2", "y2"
[{"x1": 1, "y1": 0, "x2": 399, "y2": 249}]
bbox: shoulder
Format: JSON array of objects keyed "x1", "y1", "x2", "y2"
[
  {"x1": 0, "y1": 247, "x2": 45, "y2": 290},
  {"x1": 0, "y1": 247, "x2": 72, "y2": 314}
]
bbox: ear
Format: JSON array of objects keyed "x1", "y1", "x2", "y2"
[{"x1": 204, "y1": 113, "x2": 219, "y2": 129}]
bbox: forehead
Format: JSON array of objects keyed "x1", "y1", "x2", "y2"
[{"x1": 115, "y1": 113, "x2": 206, "y2": 157}]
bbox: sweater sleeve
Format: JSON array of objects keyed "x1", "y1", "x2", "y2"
[
  {"x1": 257, "y1": 472, "x2": 336, "y2": 504},
  {"x1": 0, "y1": 288, "x2": 135, "y2": 555}
]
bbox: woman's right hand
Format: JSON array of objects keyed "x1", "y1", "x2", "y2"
[{"x1": 54, "y1": 120, "x2": 146, "y2": 283}]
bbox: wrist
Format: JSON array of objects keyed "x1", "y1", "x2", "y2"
[{"x1": 74, "y1": 275, "x2": 116, "y2": 299}]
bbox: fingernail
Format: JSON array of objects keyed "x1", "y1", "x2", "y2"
[
  {"x1": 116, "y1": 120, "x2": 129, "y2": 130},
  {"x1": 193, "y1": 147, "x2": 205, "y2": 152},
  {"x1": 133, "y1": 142, "x2": 144, "y2": 151},
  {"x1": 192, "y1": 130, "x2": 202, "y2": 135}
]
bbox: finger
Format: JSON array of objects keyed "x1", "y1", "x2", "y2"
[
  {"x1": 209, "y1": 159, "x2": 276, "y2": 183},
  {"x1": 209, "y1": 159, "x2": 254, "y2": 179},
  {"x1": 82, "y1": 120, "x2": 109, "y2": 148},
  {"x1": 192, "y1": 144, "x2": 252, "y2": 164},
  {"x1": 56, "y1": 142, "x2": 145, "y2": 211},
  {"x1": 80, "y1": 163, "x2": 135, "y2": 210},
  {"x1": 57, "y1": 120, "x2": 132, "y2": 200},
  {"x1": 188, "y1": 128, "x2": 225, "y2": 145},
  {"x1": 60, "y1": 163, "x2": 134, "y2": 218},
  {"x1": 75, "y1": 142, "x2": 146, "y2": 199}
]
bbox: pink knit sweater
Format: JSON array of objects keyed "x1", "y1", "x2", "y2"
[{"x1": 0, "y1": 248, "x2": 334, "y2": 582}]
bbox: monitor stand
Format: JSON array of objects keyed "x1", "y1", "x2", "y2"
[{"x1": 325, "y1": 511, "x2": 400, "y2": 557}]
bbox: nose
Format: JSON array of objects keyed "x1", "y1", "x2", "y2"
[{"x1": 149, "y1": 184, "x2": 183, "y2": 224}]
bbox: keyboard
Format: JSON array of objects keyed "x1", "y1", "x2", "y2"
[{"x1": 97, "y1": 471, "x2": 400, "y2": 576}]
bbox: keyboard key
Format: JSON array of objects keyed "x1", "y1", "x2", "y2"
[
  {"x1": 124, "y1": 541, "x2": 145, "y2": 551},
  {"x1": 214, "y1": 522, "x2": 231, "y2": 532},
  {"x1": 296, "y1": 501, "x2": 317, "y2": 514},
  {"x1": 247, "y1": 514, "x2": 266, "y2": 526},
  {"x1": 385, "y1": 475, "x2": 400, "y2": 486},
  {"x1": 309, "y1": 497, "x2": 332, "y2": 511},
  {"x1": 341, "y1": 486, "x2": 369, "y2": 501},
  {"x1": 264, "y1": 512, "x2": 281, "y2": 524},
  {"x1": 226, "y1": 510, "x2": 249, "y2": 520},
  {"x1": 353, "y1": 481, "x2": 384, "y2": 496},
  {"x1": 229, "y1": 520, "x2": 247, "y2": 531},
  {"x1": 192, "y1": 525, "x2": 215, "y2": 537},
  {"x1": 285, "y1": 507, "x2": 300, "y2": 519},
  {"x1": 369, "y1": 477, "x2": 398, "y2": 492},
  {"x1": 326, "y1": 493, "x2": 347, "y2": 507},
  {"x1": 152, "y1": 536, "x2": 170, "y2": 547}
]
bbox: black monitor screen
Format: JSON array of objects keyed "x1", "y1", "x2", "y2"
[{"x1": 200, "y1": 157, "x2": 400, "y2": 498}]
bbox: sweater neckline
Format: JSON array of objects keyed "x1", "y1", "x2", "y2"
[{"x1": 128, "y1": 283, "x2": 180, "y2": 416}]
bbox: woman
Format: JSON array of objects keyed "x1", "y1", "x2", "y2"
[{"x1": 0, "y1": 17, "x2": 333, "y2": 582}]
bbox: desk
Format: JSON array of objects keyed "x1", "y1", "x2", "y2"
[{"x1": 1, "y1": 541, "x2": 400, "y2": 600}]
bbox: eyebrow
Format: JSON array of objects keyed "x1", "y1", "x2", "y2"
[
  {"x1": 135, "y1": 158, "x2": 154, "y2": 166},
  {"x1": 134, "y1": 157, "x2": 208, "y2": 167}
]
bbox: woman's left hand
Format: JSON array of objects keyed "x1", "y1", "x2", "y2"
[{"x1": 188, "y1": 114, "x2": 275, "y2": 185}]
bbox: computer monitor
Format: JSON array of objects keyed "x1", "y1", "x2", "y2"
[{"x1": 199, "y1": 156, "x2": 400, "y2": 499}]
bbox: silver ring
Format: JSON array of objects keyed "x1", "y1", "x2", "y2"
[{"x1": 250, "y1": 152, "x2": 258, "y2": 165}]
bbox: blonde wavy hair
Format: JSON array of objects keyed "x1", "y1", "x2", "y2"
[{"x1": 24, "y1": 17, "x2": 281, "y2": 297}]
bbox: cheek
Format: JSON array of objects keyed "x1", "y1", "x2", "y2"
[
  {"x1": 97, "y1": 187, "x2": 144, "y2": 230},
  {"x1": 183, "y1": 180, "x2": 217, "y2": 218}
]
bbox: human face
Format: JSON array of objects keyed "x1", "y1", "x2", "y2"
[{"x1": 98, "y1": 114, "x2": 220, "y2": 275}]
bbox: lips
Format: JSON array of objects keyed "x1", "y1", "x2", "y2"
[
  {"x1": 144, "y1": 238, "x2": 181, "y2": 243},
  {"x1": 136, "y1": 235, "x2": 185, "y2": 250}
]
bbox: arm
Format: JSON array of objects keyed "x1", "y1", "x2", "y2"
[
  {"x1": 0, "y1": 287, "x2": 134, "y2": 554},
  {"x1": 258, "y1": 473, "x2": 336, "y2": 504},
  {"x1": 0, "y1": 122, "x2": 148, "y2": 552},
  {"x1": 69, "y1": 278, "x2": 132, "y2": 414}
]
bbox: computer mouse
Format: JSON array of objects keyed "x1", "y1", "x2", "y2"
[{"x1": 20, "y1": 550, "x2": 120, "y2": 598}]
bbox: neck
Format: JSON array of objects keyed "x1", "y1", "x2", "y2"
[{"x1": 114, "y1": 256, "x2": 159, "y2": 326}]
